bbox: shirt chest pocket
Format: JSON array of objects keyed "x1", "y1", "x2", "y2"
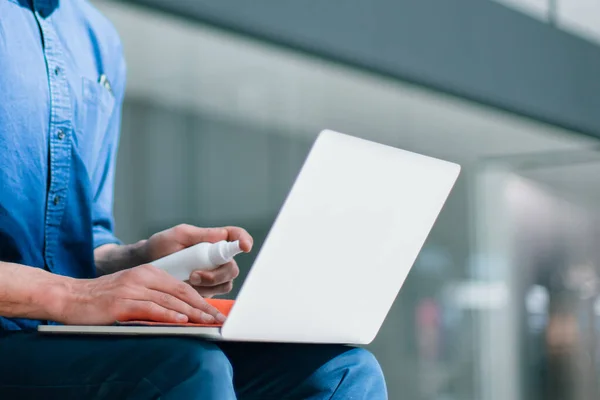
[{"x1": 75, "y1": 77, "x2": 115, "y2": 173}]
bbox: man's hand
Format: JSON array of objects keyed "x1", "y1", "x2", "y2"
[
  {"x1": 95, "y1": 224, "x2": 253, "y2": 298},
  {"x1": 141, "y1": 224, "x2": 253, "y2": 297},
  {"x1": 59, "y1": 264, "x2": 226, "y2": 325},
  {"x1": 140, "y1": 224, "x2": 253, "y2": 297}
]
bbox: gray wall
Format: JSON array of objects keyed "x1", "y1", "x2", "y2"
[{"x1": 115, "y1": 99, "x2": 312, "y2": 245}]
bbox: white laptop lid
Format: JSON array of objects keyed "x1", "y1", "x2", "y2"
[{"x1": 221, "y1": 130, "x2": 460, "y2": 344}]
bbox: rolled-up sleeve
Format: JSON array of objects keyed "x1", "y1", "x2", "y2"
[{"x1": 92, "y1": 51, "x2": 126, "y2": 249}]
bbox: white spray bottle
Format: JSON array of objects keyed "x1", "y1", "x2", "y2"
[{"x1": 152, "y1": 240, "x2": 243, "y2": 281}]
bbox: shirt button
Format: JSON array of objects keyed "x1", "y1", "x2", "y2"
[
  {"x1": 54, "y1": 66, "x2": 61, "y2": 76},
  {"x1": 57, "y1": 130, "x2": 65, "y2": 140},
  {"x1": 53, "y1": 195, "x2": 61, "y2": 206}
]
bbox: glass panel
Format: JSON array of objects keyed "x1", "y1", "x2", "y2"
[
  {"x1": 474, "y1": 150, "x2": 600, "y2": 400},
  {"x1": 557, "y1": 0, "x2": 600, "y2": 45},
  {"x1": 491, "y1": 0, "x2": 551, "y2": 21}
]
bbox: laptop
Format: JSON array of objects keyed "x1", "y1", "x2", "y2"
[{"x1": 39, "y1": 130, "x2": 460, "y2": 344}]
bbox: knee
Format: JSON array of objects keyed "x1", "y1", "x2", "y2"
[
  {"x1": 143, "y1": 338, "x2": 233, "y2": 391},
  {"x1": 165, "y1": 339, "x2": 232, "y2": 378},
  {"x1": 340, "y1": 348, "x2": 387, "y2": 398},
  {"x1": 346, "y1": 348, "x2": 385, "y2": 381}
]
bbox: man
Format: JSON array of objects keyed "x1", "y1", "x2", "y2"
[{"x1": 0, "y1": 0, "x2": 388, "y2": 398}]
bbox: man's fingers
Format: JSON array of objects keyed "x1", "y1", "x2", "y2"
[
  {"x1": 141, "y1": 265, "x2": 226, "y2": 322},
  {"x1": 193, "y1": 281, "x2": 234, "y2": 297},
  {"x1": 118, "y1": 300, "x2": 189, "y2": 324},
  {"x1": 172, "y1": 224, "x2": 229, "y2": 247},
  {"x1": 145, "y1": 289, "x2": 215, "y2": 324},
  {"x1": 190, "y1": 261, "x2": 239, "y2": 286},
  {"x1": 175, "y1": 224, "x2": 253, "y2": 252},
  {"x1": 223, "y1": 226, "x2": 253, "y2": 252}
]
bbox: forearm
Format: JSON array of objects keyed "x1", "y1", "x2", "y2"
[
  {"x1": 0, "y1": 261, "x2": 71, "y2": 321},
  {"x1": 94, "y1": 240, "x2": 147, "y2": 276}
]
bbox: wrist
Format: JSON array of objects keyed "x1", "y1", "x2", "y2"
[
  {"x1": 38, "y1": 273, "x2": 78, "y2": 323},
  {"x1": 94, "y1": 240, "x2": 147, "y2": 275},
  {"x1": 127, "y1": 239, "x2": 149, "y2": 265}
]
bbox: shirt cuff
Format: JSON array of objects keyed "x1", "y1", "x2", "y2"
[{"x1": 93, "y1": 225, "x2": 122, "y2": 249}]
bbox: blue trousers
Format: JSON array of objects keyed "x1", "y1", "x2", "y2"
[{"x1": 0, "y1": 332, "x2": 387, "y2": 399}]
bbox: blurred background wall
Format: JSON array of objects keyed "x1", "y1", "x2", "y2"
[{"x1": 92, "y1": 1, "x2": 600, "y2": 398}]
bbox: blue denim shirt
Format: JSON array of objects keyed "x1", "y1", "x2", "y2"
[{"x1": 0, "y1": 0, "x2": 125, "y2": 330}]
